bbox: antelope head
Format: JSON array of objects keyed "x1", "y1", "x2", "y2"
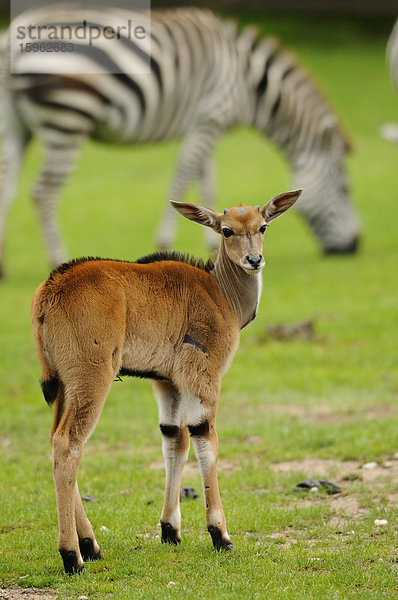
[{"x1": 171, "y1": 189, "x2": 302, "y2": 274}]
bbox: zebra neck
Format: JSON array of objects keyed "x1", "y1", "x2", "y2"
[
  {"x1": 211, "y1": 243, "x2": 262, "y2": 330},
  {"x1": 243, "y1": 36, "x2": 344, "y2": 171}
]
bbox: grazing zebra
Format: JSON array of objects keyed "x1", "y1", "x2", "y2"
[{"x1": 0, "y1": 6, "x2": 359, "y2": 276}]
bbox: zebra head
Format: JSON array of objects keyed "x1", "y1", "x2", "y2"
[
  {"x1": 248, "y1": 37, "x2": 360, "y2": 254},
  {"x1": 291, "y1": 124, "x2": 360, "y2": 254}
]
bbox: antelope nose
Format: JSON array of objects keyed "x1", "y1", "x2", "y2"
[{"x1": 246, "y1": 254, "x2": 263, "y2": 269}]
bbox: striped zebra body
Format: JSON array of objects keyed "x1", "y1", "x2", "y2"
[{"x1": 0, "y1": 7, "x2": 359, "y2": 275}]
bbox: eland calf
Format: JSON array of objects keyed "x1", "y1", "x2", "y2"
[{"x1": 31, "y1": 189, "x2": 301, "y2": 574}]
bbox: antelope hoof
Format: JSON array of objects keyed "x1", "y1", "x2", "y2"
[
  {"x1": 59, "y1": 548, "x2": 85, "y2": 575},
  {"x1": 79, "y1": 537, "x2": 102, "y2": 561},
  {"x1": 208, "y1": 526, "x2": 234, "y2": 551},
  {"x1": 161, "y1": 521, "x2": 181, "y2": 545}
]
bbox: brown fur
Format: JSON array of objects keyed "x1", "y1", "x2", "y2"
[{"x1": 31, "y1": 190, "x2": 301, "y2": 574}]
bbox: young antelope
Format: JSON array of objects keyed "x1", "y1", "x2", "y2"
[{"x1": 31, "y1": 189, "x2": 301, "y2": 574}]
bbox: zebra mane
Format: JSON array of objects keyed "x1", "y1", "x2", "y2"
[
  {"x1": 47, "y1": 251, "x2": 215, "y2": 281},
  {"x1": 239, "y1": 26, "x2": 352, "y2": 153}
]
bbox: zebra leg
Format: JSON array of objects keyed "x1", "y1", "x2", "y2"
[
  {"x1": 0, "y1": 128, "x2": 30, "y2": 278},
  {"x1": 153, "y1": 380, "x2": 190, "y2": 544},
  {"x1": 32, "y1": 141, "x2": 83, "y2": 268},
  {"x1": 198, "y1": 156, "x2": 218, "y2": 250},
  {"x1": 156, "y1": 127, "x2": 221, "y2": 249}
]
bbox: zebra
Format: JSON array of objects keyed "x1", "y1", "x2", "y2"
[{"x1": 0, "y1": 6, "x2": 360, "y2": 276}]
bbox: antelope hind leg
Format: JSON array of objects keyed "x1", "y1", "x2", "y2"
[
  {"x1": 52, "y1": 424, "x2": 85, "y2": 574},
  {"x1": 52, "y1": 372, "x2": 113, "y2": 574},
  {"x1": 75, "y1": 482, "x2": 102, "y2": 561}
]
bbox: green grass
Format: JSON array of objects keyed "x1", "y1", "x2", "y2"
[{"x1": 1, "y1": 13, "x2": 398, "y2": 600}]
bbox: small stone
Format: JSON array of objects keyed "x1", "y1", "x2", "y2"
[
  {"x1": 374, "y1": 519, "x2": 388, "y2": 526},
  {"x1": 167, "y1": 581, "x2": 176, "y2": 588},
  {"x1": 393, "y1": 452, "x2": 398, "y2": 460},
  {"x1": 295, "y1": 478, "x2": 320, "y2": 492},
  {"x1": 362, "y1": 462, "x2": 378, "y2": 470},
  {"x1": 78, "y1": 596, "x2": 89, "y2": 600},
  {"x1": 100, "y1": 525, "x2": 109, "y2": 532},
  {"x1": 319, "y1": 480, "x2": 341, "y2": 495},
  {"x1": 383, "y1": 461, "x2": 396, "y2": 468},
  {"x1": 180, "y1": 486, "x2": 198, "y2": 499},
  {"x1": 81, "y1": 494, "x2": 98, "y2": 502}
]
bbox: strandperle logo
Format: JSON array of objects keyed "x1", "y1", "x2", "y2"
[
  {"x1": 9, "y1": 2, "x2": 151, "y2": 74},
  {"x1": 15, "y1": 20, "x2": 148, "y2": 46}
]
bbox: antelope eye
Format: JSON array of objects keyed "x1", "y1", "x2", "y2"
[
  {"x1": 222, "y1": 228, "x2": 234, "y2": 238},
  {"x1": 259, "y1": 224, "x2": 267, "y2": 234}
]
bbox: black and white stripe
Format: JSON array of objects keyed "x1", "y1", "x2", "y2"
[{"x1": 0, "y1": 7, "x2": 359, "y2": 274}]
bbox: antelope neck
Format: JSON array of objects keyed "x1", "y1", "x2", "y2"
[{"x1": 211, "y1": 241, "x2": 262, "y2": 330}]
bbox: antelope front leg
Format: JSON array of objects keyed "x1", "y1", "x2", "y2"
[
  {"x1": 187, "y1": 398, "x2": 234, "y2": 551},
  {"x1": 153, "y1": 380, "x2": 190, "y2": 544}
]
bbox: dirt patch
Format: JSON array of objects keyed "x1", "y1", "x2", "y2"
[
  {"x1": 328, "y1": 494, "x2": 363, "y2": 516},
  {"x1": 271, "y1": 458, "x2": 359, "y2": 480},
  {"x1": 264, "y1": 404, "x2": 398, "y2": 426},
  {"x1": 270, "y1": 457, "x2": 398, "y2": 523},
  {"x1": 0, "y1": 589, "x2": 57, "y2": 600},
  {"x1": 271, "y1": 457, "x2": 398, "y2": 485},
  {"x1": 265, "y1": 320, "x2": 317, "y2": 341}
]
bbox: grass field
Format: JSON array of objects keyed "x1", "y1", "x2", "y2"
[{"x1": 1, "y1": 13, "x2": 398, "y2": 599}]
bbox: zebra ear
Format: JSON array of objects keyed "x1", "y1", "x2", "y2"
[
  {"x1": 170, "y1": 201, "x2": 222, "y2": 232},
  {"x1": 261, "y1": 189, "x2": 302, "y2": 222}
]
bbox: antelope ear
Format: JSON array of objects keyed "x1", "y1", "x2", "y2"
[
  {"x1": 170, "y1": 201, "x2": 222, "y2": 232},
  {"x1": 261, "y1": 189, "x2": 303, "y2": 223}
]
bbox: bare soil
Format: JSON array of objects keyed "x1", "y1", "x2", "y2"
[{"x1": 0, "y1": 589, "x2": 57, "y2": 600}]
